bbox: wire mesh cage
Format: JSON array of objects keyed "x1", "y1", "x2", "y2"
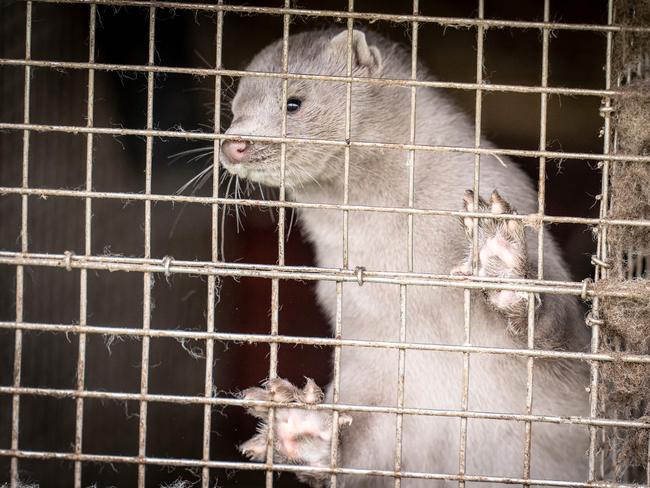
[{"x1": 0, "y1": 0, "x2": 649, "y2": 487}]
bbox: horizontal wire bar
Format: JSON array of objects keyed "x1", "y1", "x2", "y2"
[
  {"x1": 2, "y1": 186, "x2": 650, "y2": 229},
  {"x1": 1, "y1": 320, "x2": 649, "y2": 365},
  {"x1": 26, "y1": 0, "x2": 650, "y2": 34},
  {"x1": 0, "y1": 447, "x2": 648, "y2": 488},
  {"x1": 1, "y1": 385, "x2": 649, "y2": 430},
  {"x1": 0, "y1": 250, "x2": 642, "y2": 298},
  {"x1": 2, "y1": 122, "x2": 650, "y2": 164},
  {"x1": 0, "y1": 58, "x2": 622, "y2": 98}
]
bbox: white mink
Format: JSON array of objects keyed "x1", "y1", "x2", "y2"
[{"x1": 220, "y1": 29, "x2": 590, "y2": 487}]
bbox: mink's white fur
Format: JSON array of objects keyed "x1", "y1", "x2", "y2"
[{"x1": 221, "y1": 29, "x2": 590, "y2": 487}]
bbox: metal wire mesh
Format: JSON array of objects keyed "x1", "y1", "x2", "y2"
[{"x1": 1, "y1": 1, "x2": 649, "y2": 487}]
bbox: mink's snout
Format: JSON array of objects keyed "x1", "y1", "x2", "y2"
[{"x1": 222, "y1": 140, "x2": 250, "y2": 164}]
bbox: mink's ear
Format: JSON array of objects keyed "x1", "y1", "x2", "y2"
[{"x1": 328, "y1": 29, "x2": 382, "y2": 76}]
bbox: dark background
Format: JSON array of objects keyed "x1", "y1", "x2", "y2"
[{"x1": 1, "y1": 0, "x2": 608, "y2": 486}]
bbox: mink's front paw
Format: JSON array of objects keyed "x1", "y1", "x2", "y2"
[
  {"x1": 452, "y1": 189, "x2": 531, "y2": 317},
  {"x1": 239, "y1": 378, "x2": 351, "y2": 484}
]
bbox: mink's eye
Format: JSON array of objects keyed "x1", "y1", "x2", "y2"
[{"x1": 287, "y1": 98, "x2": 302, "y2": 113}]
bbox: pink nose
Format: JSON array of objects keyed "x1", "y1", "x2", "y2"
[{"x1": 222, "y1": 140, "x2": 249, "y2": 164}]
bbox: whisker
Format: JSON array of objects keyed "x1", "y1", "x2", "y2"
[
  {"x1": 220, "y1": 174, "x2": 236, "y2": 262},
  {"x1": 182, "y1": 151, "x2": 214, "y2": 167},
  {"x1": 290, "y1": 165, "x2": 322, "y2": 189},
  {"x1": 258, "y1": 183, "x2": 277, "y2": 224},
  {"x1": 219, "y1": 168, "x2": 231, "y2": 186},
  {"x1": 167, "y1": 162, "x2": 215, "y2": 238},
  {"x1": 234, "y1": 176, "x2": 245, "y2": 233},
  {"x1": 224, "y1": 174, "x2": 235, "y2": 205},
  {"x1": 286, "y1": 206, "x2": 296, "y2": 241},
  {"x1": 220, "y1": 203, "x2": 226, "y2": 262},
  {"x1": 176, "y1": 164, "x2": 214, "y2": 195},
  {"x1": 167, "y1": 145, "x2": 213, "y2": 165},
  {"x1": 194, "y1": 49, "x2": 213, "y2": 69},
  {"x1": 193, "y1": 167, "x2": 214, "y2": 195}
]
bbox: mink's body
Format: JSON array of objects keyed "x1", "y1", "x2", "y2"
[{"x1": 220, "y1": 29, "x2": 590, "y2": 487}]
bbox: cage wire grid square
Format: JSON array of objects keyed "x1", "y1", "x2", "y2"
[{"x1": 0, "y1": 0, "x2": 649, "y2": 487}]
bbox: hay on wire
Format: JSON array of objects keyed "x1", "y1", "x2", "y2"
[
  {"x1": 608, "y1": 80, "x2": 650, "y2": 262},
  {"x1": 612, "y1": 0, "x2": 650, "y2": 77},
  {"x1": 596, "y1": 280, "x2": 650, "y2": 352},
  {"x1": 614, "y1": 413, "x2": 650, "y2": 476},
  {"x1": 595, "y1": 0, "x2": 650, "y2": 474},
  {"x1": 596, "y1": 280, "x2": 650, "y2": 471}
]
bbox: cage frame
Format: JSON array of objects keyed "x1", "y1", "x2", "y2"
[{"x1": 1, "y1": 1, "x2": 649, "y2": 487}]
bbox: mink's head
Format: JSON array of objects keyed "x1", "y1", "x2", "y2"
[{"x1": 220, "y1": 29, "x2": 408, "y2": 189}]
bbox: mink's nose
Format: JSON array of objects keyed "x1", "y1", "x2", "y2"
[{"x1": 222, "y1": 140, "x2": 249, "y2": 164}]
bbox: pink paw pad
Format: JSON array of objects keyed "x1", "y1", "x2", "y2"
[{"x1": 481, "y1": 235, "x2": 518, "y2": 270}]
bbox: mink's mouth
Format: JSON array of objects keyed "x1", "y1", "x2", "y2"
[
  {"x1": 219, "y1": 145, "x2": 325, "y2": 189},
  {"x1": 220, "y1": 158, "x2": 282, "y2": 187}
]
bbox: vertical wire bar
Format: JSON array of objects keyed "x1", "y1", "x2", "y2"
[
  {"x1": 394, "y1": 285, "x2": 407, "y2": 488},
  {"x1": 202, "y1": 5, "x2": 224, "y2": 487},
  {"x1": 588, "y1": 0, "x2": 614, "y2": 481},
  {"x1": 10, "y1": 3, "x2": 32, "y2": 487},
  {"x1": 647, "y1": 437, "x2": 650, "y2": 487},
  {"x1": 647, "y1": 411, "x2": 650, "y2": 487},
  {"x1": 459, "y1": 287, "x2": 471, "y2": 488},
  {"x1": 607, "y1": 68, "x2": 624, "y2": 484},
  {"x1": 471, "y1": 0, "x2": 485, "y2": 270},
  {"x1": 406, "y1": 3, "x2": 418, "y2": 285},
  {"x1": 341, "y1": 0, "x2": 353, "y2": 269},
  {"x1": 330, "y1": 4, "x2": 356, "y2": 483},
  {"x1": 522, "y1": 1, "x2": 550, "y2": 483},
  {"x1": 536, "y1": 0, "x2": 550, "y2": 280},
  {"x1": 73, "y1": 5, "x2": 96, "y2": 487},
  {"x1": 329, "y1": 281, "x2": 344, "y2": 488},
  {"x1": 394, "y1": 3, "x2": 419, "y2": 486},
  {"x1": 137, "y1": 7, "x2": 156, "y2": 487},
  {"x1": 265, "y1": 3, "x2": 290, "y2": 485},
  {"x1": 267, "y1": 276, "x2": 279, "y2": 487},
  {"x1": 522, "y1": 293, "x2": 536, "y2": 484},
  {"x1": 459, "y1": 1, "x2": 485, "y2": 484}
]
